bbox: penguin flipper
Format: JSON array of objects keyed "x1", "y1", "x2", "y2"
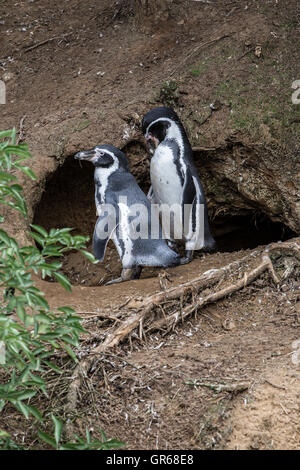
[
  {"x1": 184, "y1": 176, "x2": 216, "y2": 252},
  {"x1": 182, "y1": 166, "x2": 197, "y2": 207},
  {"x1": 92, "y1": 231, "x2": 109, "y2": 262},
  {"x1": 92, "y1": 211, "x2": 118, "y2": 262},
  {"x1": 181, "y1": 167, "x2": 197, "y2": 235}
]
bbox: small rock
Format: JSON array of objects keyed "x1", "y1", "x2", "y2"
[
  {"x1": 222, "y1": 319, "x2": 236, "y2": 331},
  {"x1": 210, "y1": 99, "x2": 222, "y2": 111},
  {"x1": 255, "y1": 45, "x2": 262, "y2": 58},
  {"x1": 2, "y1": 72, "x2": 14, "y2": 82}
]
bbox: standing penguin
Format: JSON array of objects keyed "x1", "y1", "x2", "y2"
[
  {"x1": 74, "y1": 144, "x2": 180, "y2": 284},
  {"x1": 142, "y1": 106, "x2": 216, "y2": 264}
]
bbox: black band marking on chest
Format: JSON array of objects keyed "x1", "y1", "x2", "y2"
[{"x1": 165, "y1": 138, "x2": 185, "y2": 186}]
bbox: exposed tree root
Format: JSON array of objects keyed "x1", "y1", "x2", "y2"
[{"x1": 65, "y1": 238, "x2": 299, "y2": 432}]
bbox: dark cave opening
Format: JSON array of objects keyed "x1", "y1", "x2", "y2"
[
  {"x1": 32, "y1": 155, "x2": 296, "y2": 285},
  {"x1": 211, "y1": 213, "x2": 295, "y2": 254}
]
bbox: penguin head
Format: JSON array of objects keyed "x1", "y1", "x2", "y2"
[
  {"x1": 74, "y1": 145, "x2": 129, "y2": 171},
  {"x1": 142, "y1": 107, "x2": 184, "y2": 151}
]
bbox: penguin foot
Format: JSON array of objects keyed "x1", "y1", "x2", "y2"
[
  {"x1": 179, "y1": 250, "x2": 194, "y2": 265},
  {"x1": 105, "y1": 267, "x2": 142, "y2": 285},
  {"x1": 167, "y1": 239, "x2": 179, "y2": 252},
  {"x1": 105, "y1": 277, "x2": 124, "y2": 286},
  {"x1": 179, "y1": 257, "x2": 191, "y2": 265},
  {"x1": 203, "y1": 238, "x2": 217, "y2": 253}
]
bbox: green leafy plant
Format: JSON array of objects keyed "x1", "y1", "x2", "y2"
[
  {"x1": 0, "y1": 430, "x2": 24, "y2": 450},
  {"x1": 38, "y1": 415, "x2": 124, "y2": 450},
  {"x1": 159, "y1": 80, "x2": 180, "y2": 107},
  {"x1": 0, "y1": 129, "x2": 122, "y2": 449}
]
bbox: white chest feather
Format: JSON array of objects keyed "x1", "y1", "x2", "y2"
[
  {"x1": 94, "y1": 164, "x2": 117, "y2": 216},
  {"x1": 150, "y1": 144, "x2": 183, "y2": 205},
  {"x1": 116, "y1": 202, "x2": 133, "y2": 265}
]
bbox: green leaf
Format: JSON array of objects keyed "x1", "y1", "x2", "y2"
[
  {"x1": 53, "y1": 272, "x2": 72, "y2": 292},
  {"x1": 0, "y1": 172, "x2": 17, "y2": 182},
  {"x1": 37, "y1": 430, "x2": 57, "y2": 449},
  {"x1": 16, "y1": 305, "x2": 26, "y2": 323},
  {"x1": 0, "y1": 229, "x2": 11, "y2": 245},
  {"x1": 30, "y1": 224, "x2": 48, "y2": 238},
  {"x1": 26, "y1": 405, "x2": 43, "y2": 422},
  {"x1": 51, "y1": 415, "x2": 63, "y2": 446},
  {"x1": 43, "y1": 361, "x2": 63, "y2": 374},
  {"x1": 80, "y1": 250, "x2": 98, "y2": 264},
  {"x1": 57, "y1": 306, "x2": 76, "y2": 315},
  {"x1": 53, "y1": 228, "x2": 73, "y2": 235},
  {"x1": 4, "y1": 145, "x2": 31, "y2": 158},
  {"x1": 61, "y1": 335, "x2": 79, "y2": 347},
  {"x1": 0, "y1": 130, "x2": 15, "y2": 140},
  {"x1": 14, "y1": 401, "x2": 30, "y2": 419},
  {"x1": 35, "y1": 313, "x2": 51, "y2": 324},
  {"x1": 27, "y1": 292, "x2": 49, "y2": 310},
  {"x1": 42, "y1": 247, "x2": 63, "y2": 257},
  {"x1": 62, "y1": 343, "x2": 77, "y2": 362},
  {"x1": 29, "y1": 231, "x2": 45, "y2": 247},
  {"x1": 20, "y1": 166, "x2": 37, "y2": 180}
]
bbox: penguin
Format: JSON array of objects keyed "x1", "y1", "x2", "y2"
[
  {"x1": 74, "y1": 144, "x2": 180, "y2": 284},
  {"x1": 142, "y1": 106, "x2": 216, "y2": 264}
]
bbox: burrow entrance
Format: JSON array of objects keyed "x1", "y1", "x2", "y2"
[{"x1": 33, "y1": 144, "x2": 295, "y2": 286}]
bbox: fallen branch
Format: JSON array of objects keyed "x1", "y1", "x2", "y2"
[
  {"x1": 185, "y1": 380, "x2": 249, "y2": 394},
  {"x1": 24, "y1": 33, "x2": 72, "y2": 52},
  {"x1": 237, "y1": 46, "x2": 255, "y2": 61},
  {"x1": 192, "y1": 145, "x2": 219, "y2": 152}
]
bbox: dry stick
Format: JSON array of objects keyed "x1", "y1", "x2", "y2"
[
  {"x1": 185, "y1": 380, "x2": 249, "y2": 394},
  {"x1": 264, "y1": 379, "x2": 286, "y2": 391},
  {"x1": 237, "y1": 47, "x2": 255, "y2": 61},
  {"x1": 24, "y1": 33, "x2": 72, "y2": 52},
  {"x1": 192, "y1": 146, "x2": 219, "y2": 152},
  {"x1": 65, "y1": 239, "x2": 299, "y2": 418},
  {"x1": 17, "y1": 115, "x2": 26, "y2": 144}
]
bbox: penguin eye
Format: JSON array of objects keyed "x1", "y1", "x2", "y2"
[{"x1": 98, "y1": 151, "x2": 105, "y2": 157}]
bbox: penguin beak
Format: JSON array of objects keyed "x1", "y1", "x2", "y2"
[
  {"x1": 74, "y1": 150, "x2": 96, "y2": 161},
  {"x1": 145, "y1": 133, "x2": 159, "y2": 152}
]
